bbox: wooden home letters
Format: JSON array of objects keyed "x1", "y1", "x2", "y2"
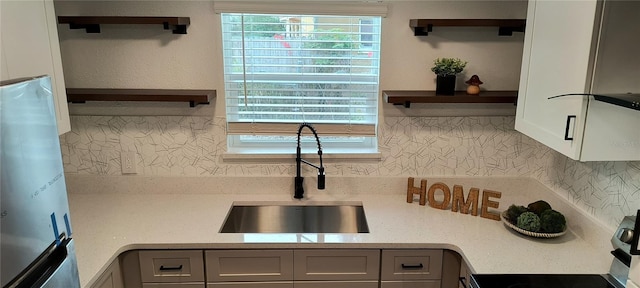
[{"x1": 406, "y1": 177, "x2": 502, "y2": 221}]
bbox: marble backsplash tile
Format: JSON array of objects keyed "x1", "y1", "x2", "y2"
[{"x1": 59, "y1": 115, "x2": 639, "y2": 229}]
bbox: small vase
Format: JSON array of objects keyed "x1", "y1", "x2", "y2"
[
  {"x1": 466, "y1": 85, "x2": 480, "y2": 95},
  {"x1": 465, "y1": 75, "x2": 483, "y2": 95},
  {"x1": 436, "y1": 75, "x2": 456, "y2": 96}
]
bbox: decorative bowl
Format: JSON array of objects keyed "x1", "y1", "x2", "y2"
[{"x1": 501, "y1": 211, "x2": 567, "y2": 238}]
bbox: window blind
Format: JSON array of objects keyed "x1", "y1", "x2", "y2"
[
  {"x1": 214, "y1": 1, "x2": 389, "y2": 17},
  {"x1": 222, "y1": 13, "x2": 381, "y2": 137}
]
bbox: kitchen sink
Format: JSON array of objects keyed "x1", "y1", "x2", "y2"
[{"x1": 219, "y1": 202, "x2": 370, "y2": 233}]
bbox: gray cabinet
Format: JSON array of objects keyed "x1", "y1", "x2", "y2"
[
  {"x1": 381, "y1": 249, "x2": 443, "y2": 288},
  {"x1": 138, "y1": 250, "x2": 205, "y2": 287},
  {"x1": 142, "y1": 284, "x2": 205, "y2": 288},
  {"x1": 294, "y1": 249, "x2": 379, "y2": 288},
  {"x1": 295, "y1": 282, "x2": 378, "y2": 288},
  {"x1": 205, "y1": 249, "x2": 294, "y2": 285},
  {"x1": 205, "y1": 249, "x2": 379, "y2": 288},
  {"x1": 92, "y1": 258, "x2": 124, "y2": 288},
  {"x1": 208, "y1": 283, "x2": 292, "y2": 288},
  {"x1": 458, "y1": 260, "x2": 470, "y2": 288},
  {"x1": 107, "y1": 248, "x2": 449, "y2": 288}
]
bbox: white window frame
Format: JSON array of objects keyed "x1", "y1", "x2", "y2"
[{"x1": 220, "y1": 11, "x2": 383, "y2": 156}]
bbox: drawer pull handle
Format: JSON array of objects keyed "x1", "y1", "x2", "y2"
[
  {"x1": 401, "y1": 263, "x2": 424, "y2": 269},
  {"x1": 159, "y1": 265, "x2": 183, "y2": 271}
]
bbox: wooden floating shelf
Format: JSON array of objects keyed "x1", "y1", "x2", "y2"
[
  {"x1": 383, "y1": 90, "x2": 518, "y2": 108},
  {"x1": 409, "y1": 19, "x2": 526, "y2": 36},
  {"x1": 58, "y1": 16, "x2": 191, "y2": 34},
  {"x1": 66, "y1": 88, "x2": 215, "y2": 107}
]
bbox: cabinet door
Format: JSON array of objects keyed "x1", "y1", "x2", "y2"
[
  {"x1": 92, "y1": 259, "x2": 124, "y2": 288},
  {"x1": 293, "y1": 249, "x2": 379, "y2": 281},
  {"x1": 458, "y1": 260, "x2": 470, "y2": 288},
  {"x1": 380, "y1": 280, "x2": 441, "y2": 288},
  {"x1": 515, "y1": 0, "x2": 599, "y2": 160},
  {"x1": 207, "y1": 283, "x2": 293, "y2": 288},
  {"x1": 0, "y1": 0, "x2": 70, "y2": 134},
  {"x1": 206, "y1": 250, "x2": 294, "y2": 282},
  {"x1": 295, "y1": 281, "x2": 378, "y2": 288},
  {"x1": 139, "y1": 250, "x2": 205, "y2": 283},
  {"x1": 381, "y1": 250, "x2": 443, "y2": 281},
  {"x1": 143, "y1": 284, "x2": 205, "y2": 288}
]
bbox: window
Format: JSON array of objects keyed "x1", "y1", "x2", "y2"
[{"x1": 221, "y1": 13, "x2": 382, "y2": 154}]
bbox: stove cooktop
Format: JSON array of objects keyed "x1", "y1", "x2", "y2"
[{"x1": 470, "y1": 274, "x2": 623, "y2": 288}]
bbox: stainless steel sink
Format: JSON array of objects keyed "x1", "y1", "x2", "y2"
[{"x1": 219, "y1": 202, "x2": 370, "y2": 233}]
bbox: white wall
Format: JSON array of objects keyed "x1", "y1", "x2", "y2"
[{"x1": 55, "y1": 0, "x2": 527, "y2": 117}]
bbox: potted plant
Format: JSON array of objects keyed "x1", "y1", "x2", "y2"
[{"x1": 431, "y1": 57, "x2": 467, "y2": 95}]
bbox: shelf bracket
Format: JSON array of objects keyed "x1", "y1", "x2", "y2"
[
  {"x1": 413, "y1": 24, "x2": 433, "y2": 36},
  {"x1": 68, "y1": 23, "x2": 101, "y2": 33},
  {"x1": 393, "y1": 102, "x2": 412, "y2": 108},
  {"x1": 163, "y1": 22, "x2": 188, "y2": 34},
  {"x1": 189, "y1": 101, "x2": 211, "y2": 107},
  {"x1": 498, "y1": 26, "x2": 525, "y2": 36}
]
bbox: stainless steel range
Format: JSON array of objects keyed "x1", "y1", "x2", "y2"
[{"x1": 470, "y1": 215, "x2": 636, "y2": 288}]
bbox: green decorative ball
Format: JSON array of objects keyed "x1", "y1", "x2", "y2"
[{"x1": 517, "y1": 212, "x2": 541, "y2": 232}]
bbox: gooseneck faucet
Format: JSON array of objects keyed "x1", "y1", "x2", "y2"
[{"x1": 295, "y1": 123, "x2": 325, "y2": 199}]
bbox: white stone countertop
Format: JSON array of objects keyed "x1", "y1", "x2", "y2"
[{"x1": 65, "y1": 175, "x2": 616, "y2": 288}]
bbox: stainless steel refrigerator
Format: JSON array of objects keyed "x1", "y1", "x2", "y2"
[{"x1": 1, "y1": 76, "x2": 80, "y2": 288}]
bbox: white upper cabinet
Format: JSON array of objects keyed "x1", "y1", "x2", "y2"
[
  {"x1": 0, "y1": 0, "x2": 70, "y2": 135},
  {"x1": 516, "y1": 0, "x2": 640, "y2": 161}
]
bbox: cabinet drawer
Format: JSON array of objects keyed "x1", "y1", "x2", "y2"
[
  {"x1": 380, "y1": 280, "x2": 441, "y2": 288},
  {"x1": 206, "y1": 250, "x2": 294, "y2": 282},
  {"x1": 294, "y1": 249, "x2": 380, "y2": 281},
  {"x1": 295, "y1": 281, "x2": 378, "y2": 288},
  {"x1": 143, "y1": 284, "x2": 205, "y2": 288},
  {"x1": 207, "y1": 282, "x2": 293, "y2": 288},
  {"x1": 139, "y1": 250, "x2": 205, "y2": 283},
  {"x1": 381, "y1": 250, "x2": 443, "y2": 281}
]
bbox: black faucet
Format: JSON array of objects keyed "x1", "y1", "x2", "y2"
[{"x1": 295, "y1": 123, "x2": 325, "y2": 199}]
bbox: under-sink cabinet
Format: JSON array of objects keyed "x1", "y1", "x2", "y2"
[
  {"x1": 294, "y1": 249, "x2": 380, "y2": 288},
  {"x1": 102, "y1": 248, "x2": 467, "y2": 288},
  {"x1": 206, "y1": 249, "x2": 379, "y2": 288},
  {"x1": 205, "y1": 249, "x2": 294, "y2": 286}
]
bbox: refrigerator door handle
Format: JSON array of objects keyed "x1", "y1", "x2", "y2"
[
  {"x1": 632, "y1": 209, "x2": 640, "y2": 255},
  {"x1": 4, "y1": 237, "x2": 77, "y2": 288}
]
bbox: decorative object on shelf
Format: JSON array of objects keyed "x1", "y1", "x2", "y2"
[
  {"x1": 431, "y1": 58, "x2": 467, "y2": 96},
  {"x1": 465, "y1": 75, "x2": 483, "y2": 95}
]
